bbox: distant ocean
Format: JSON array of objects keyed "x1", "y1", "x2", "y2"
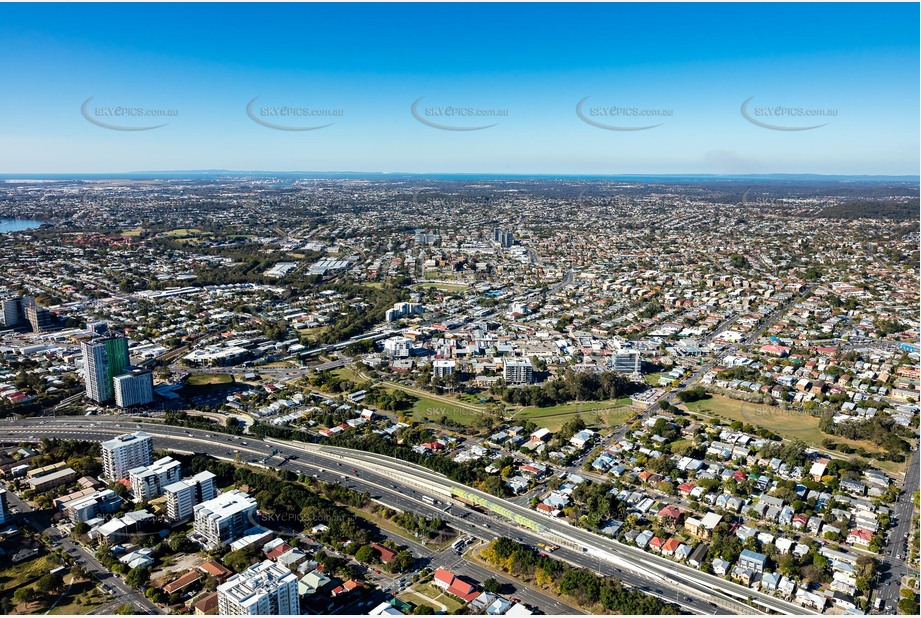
[{"x1": 0, "y1": 219, "x2": 43, "y2": 233}]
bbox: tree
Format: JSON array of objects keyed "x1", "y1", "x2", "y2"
[
  {"x1": 35, "y1": 572, "x2": 64, "y2": 596},
  {"x1": 125, "y1": 566, "x2": 151, "y2": 589},
  {"x1": 12, "y1": 587, "x2": 38, "y2": 605},
  {"x1": 483, "y1": 577, "x2": 502, "y2": 594},
  {"x1": 354, "y1": 545, "x2": 376, "y2": 564},
  {"x1": 390, "y1": 550, "x2": 414, "y2": 573},
  {"x1": 412, "y1": 603, "x2": 436, "y2": 615},
  {"x1": 898, "y1": 591, "x2": 919, "y2": 615}
]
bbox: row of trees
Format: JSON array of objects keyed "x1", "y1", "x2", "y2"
[
  {"x1": 326, "y1": 432, "x2": 506, "y2": 496},
  {"x1": 481, "y1": 538, "x2": 675, "y2": 614},
  {"x1": 498, "y1": 369, "x2": 637, "y2": 407},
  {"x1": 818, "y1": 415, "x2": 912, "y2": 461},
  {"x1": 302, "y1": 282, "x2": 407, "y2": 347}
]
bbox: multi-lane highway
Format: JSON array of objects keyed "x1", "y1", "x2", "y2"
[
  {"x1": 0, "y1": 417, "x2": 817, "y2": 615},
  {"x1": 1, "y1": 418, "x2": 583, "y2": 615}
]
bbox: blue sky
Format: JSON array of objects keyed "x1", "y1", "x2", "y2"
[{"x1": 0, "y1": 2, "x2": 917, "y2": 175}]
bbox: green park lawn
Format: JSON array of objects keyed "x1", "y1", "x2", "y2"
[
  {"x1": 681, "y1": 393, "x2": 905, "y2": 472},
  {"x1": 407, "y1": 391, "x2": 487, "y2": 427},
  {"x1": 416, "y1": 282, "x2": 470, "y2": 292},
  {"x1": 186, "y1": 373, "x2": 233, "y2": 386},
  {"x1": 514, "y1": 398, "x2": 635, "y2": 433}
]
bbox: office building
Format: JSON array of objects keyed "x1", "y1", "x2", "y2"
[
  {"x1": 86, "y1": 320, "x2": 108, "y2": 335},
  {"x1": 164, "y1": 471, "x2": 217, "y2": 522},
  {"x1": 611, "y1": 350, "x2": 641, "y2": 374},
  {"x1": 82, "y1": 335, "x2": 131, "y2": 403},
  {"x1": 503, "y1": 357, "x2": 533, "y2": 384},
  {"x1": 129, "y1": 456, "x2": 182, "y2": 501},
  {"x1": 113, "y1": 368, "x2": 154, "y2": 408},
  {"x1": 493, "y1": 228, "x2": 514, "y2": 248},
  {"x1": 193, "y1": 490, "x2": 258, "y2": 549},
  {"x1": 101, "y1": 431, "x2": 153, "y2": 481},
  {"x1": 1, "y1": 297, "x2": 22, "y2": 327},
  {"x1": 217, "y1": 559, "x2": 299, "y2": 615},
  {"x1": 23, "y1": 297, "x2": 52, "y2": 332}
]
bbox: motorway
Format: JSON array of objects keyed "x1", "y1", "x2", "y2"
[
  {"x1": 280, "y1": 439, "x2": 812, "y2": 615},
  {"x1": 1, "y1": 418, "x2": 581, "y2": 615},
  {"x1": 0, "y1": 417, "x2": 817, "y2": 615},
  {"x1": 2, "y1": 417, "x2": 742, "y2": 615}
]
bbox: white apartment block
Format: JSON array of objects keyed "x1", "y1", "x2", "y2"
[
  {"x1": 164, "y1": 470, "x2": 217, "y2": 522},
  {"x1": 432, "y1": 359, "x2": 456, "y2": 378},
  {"x1": 113, "y1": 370, "x2": 154, "y2": 408},
  {"x1": 60, "y1": 489, "x2": 122, "y2": 524},
  {"x1": 193, "y1": 489, "x2": 258, "y2": 549},
  {"x1": 503, "y1": 357, "x2": 533, "y2": 384},
  {"x1": 129, "y1": 456, "x2": 182, "y2": 501},
  {"x1": 102, "y1": 431, "x2": 153, "y2": 481},
  {"x1": 217, "y1": 559, "x2": 299, "y2": 615},
  {"x1": 382, "y1": 336, "x2": 411, "y2": 358}
]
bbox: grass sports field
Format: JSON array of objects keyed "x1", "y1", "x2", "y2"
[{"x1": 682, "y1": 393, "x2": 907, "y2": 474}]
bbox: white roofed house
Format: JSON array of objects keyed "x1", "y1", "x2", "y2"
[{"x1": 569, "y1": 429, "x2": 595, "y2": 449}]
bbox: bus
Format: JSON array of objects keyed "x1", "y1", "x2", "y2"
[{"x1": 420, "y1": 495, "x2": 436, "y2": 505}]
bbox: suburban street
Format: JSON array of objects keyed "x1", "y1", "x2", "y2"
[
  {"x1": 874, "y1": 447, "x2": 920, "y2": 611},
  {"x1": 1, "y1": 485, "x2": 160, "y2": 615}
]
